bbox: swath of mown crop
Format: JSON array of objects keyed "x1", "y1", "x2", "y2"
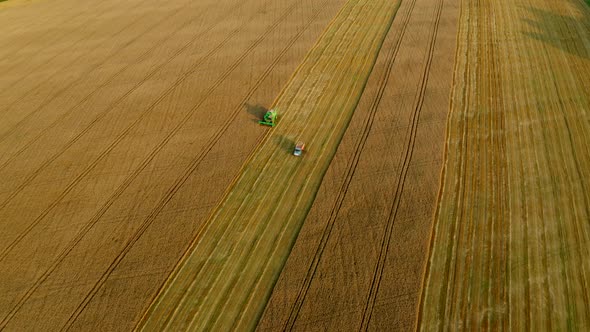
[
  {"x1": 419, "y1": 0, "x2": 590, "y2": 330},
  {"x1": 137, "y1": 0, "x2": 402, "y2": 330}
]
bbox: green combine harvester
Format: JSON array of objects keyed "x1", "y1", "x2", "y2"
[{"x1": 259, "y1": 109, "x2": 277, "y2": 127}]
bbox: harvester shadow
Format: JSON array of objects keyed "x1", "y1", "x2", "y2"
[
  {"x1": 244, "y1": 103, "x2": 268, "y2": 123},
  {"x1": 520, "y1": 2, "x2": 590, "y2": 60}
]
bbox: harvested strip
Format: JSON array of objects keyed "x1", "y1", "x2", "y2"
[
  {"x1": 137, "y1": 0, "x2": 402, "y2": 330},
  {"x1": 419, "y1": 0, "x2": 590, "y2": 330}
]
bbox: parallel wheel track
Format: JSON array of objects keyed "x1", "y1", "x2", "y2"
[{"x1": 358, "y1": 0, "x2": 444, "y2": 328}]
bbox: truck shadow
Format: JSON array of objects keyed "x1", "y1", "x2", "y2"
[
  {"x1": 243, "y1": 103, "x2": 268, "y2": 123},
  {"x1": 273, "y1": 135, "x2": 295, "y2": 154}
]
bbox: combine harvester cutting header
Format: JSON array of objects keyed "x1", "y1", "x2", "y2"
[{"x1": 259, "y1": 109, "x2": 277, "y2": 127}]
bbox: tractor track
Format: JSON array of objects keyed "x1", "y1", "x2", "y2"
[
  {"x1": 0, "y1": 0, "x2": 270, "y2": 221},
  {"x1": 137, "y1": 0, "x2": 400, "y2": 328},
  {"x1": 0, "y1": 0, "x2": 249, "y2": 167},
  {"x1": 0, "y1": 0, "x2": 331, "y2": 329},
  {"x1": 142, "y1": 1, "x2": 374, "y2": 326},
  {"x1": 0, "y1": 0, "x2": 296, "y2": 257},
  {"x1": 0, "y1": 0, "x2": 108, "y2": 55},
  {"x1": 358, "y1": 0, "x2": 444, "y2": 328},
  {"x1": 0, "y1": 0, "x2": 147, "y2": 92},
  {"x1": 136, "y1": 0, "x2": 362, "y2": 326},
  {"x1": 0, "y1": 0, "x2": 87, "y2": 38},
  {"x1": 0, "y1": 0, "x2": 130, "y2": 72},
  {"x1": 199, "y1": 4, "x2": 392, "y2": 329},
  {"x1": 279, "y1": 0, "x2": 413, "y2": 327},
  {"x1": 61, "y1": 2, "x2": 342, "y2": 329},
  {"x1": 0, "y1": 0, "x2": 184, "y2": 123},
  {"x1": 419, "y1": 0, "x2": 471, "y2": 327},
  {"x1": 234, "y1": 20, "x2": 394, "y2": 325}
]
